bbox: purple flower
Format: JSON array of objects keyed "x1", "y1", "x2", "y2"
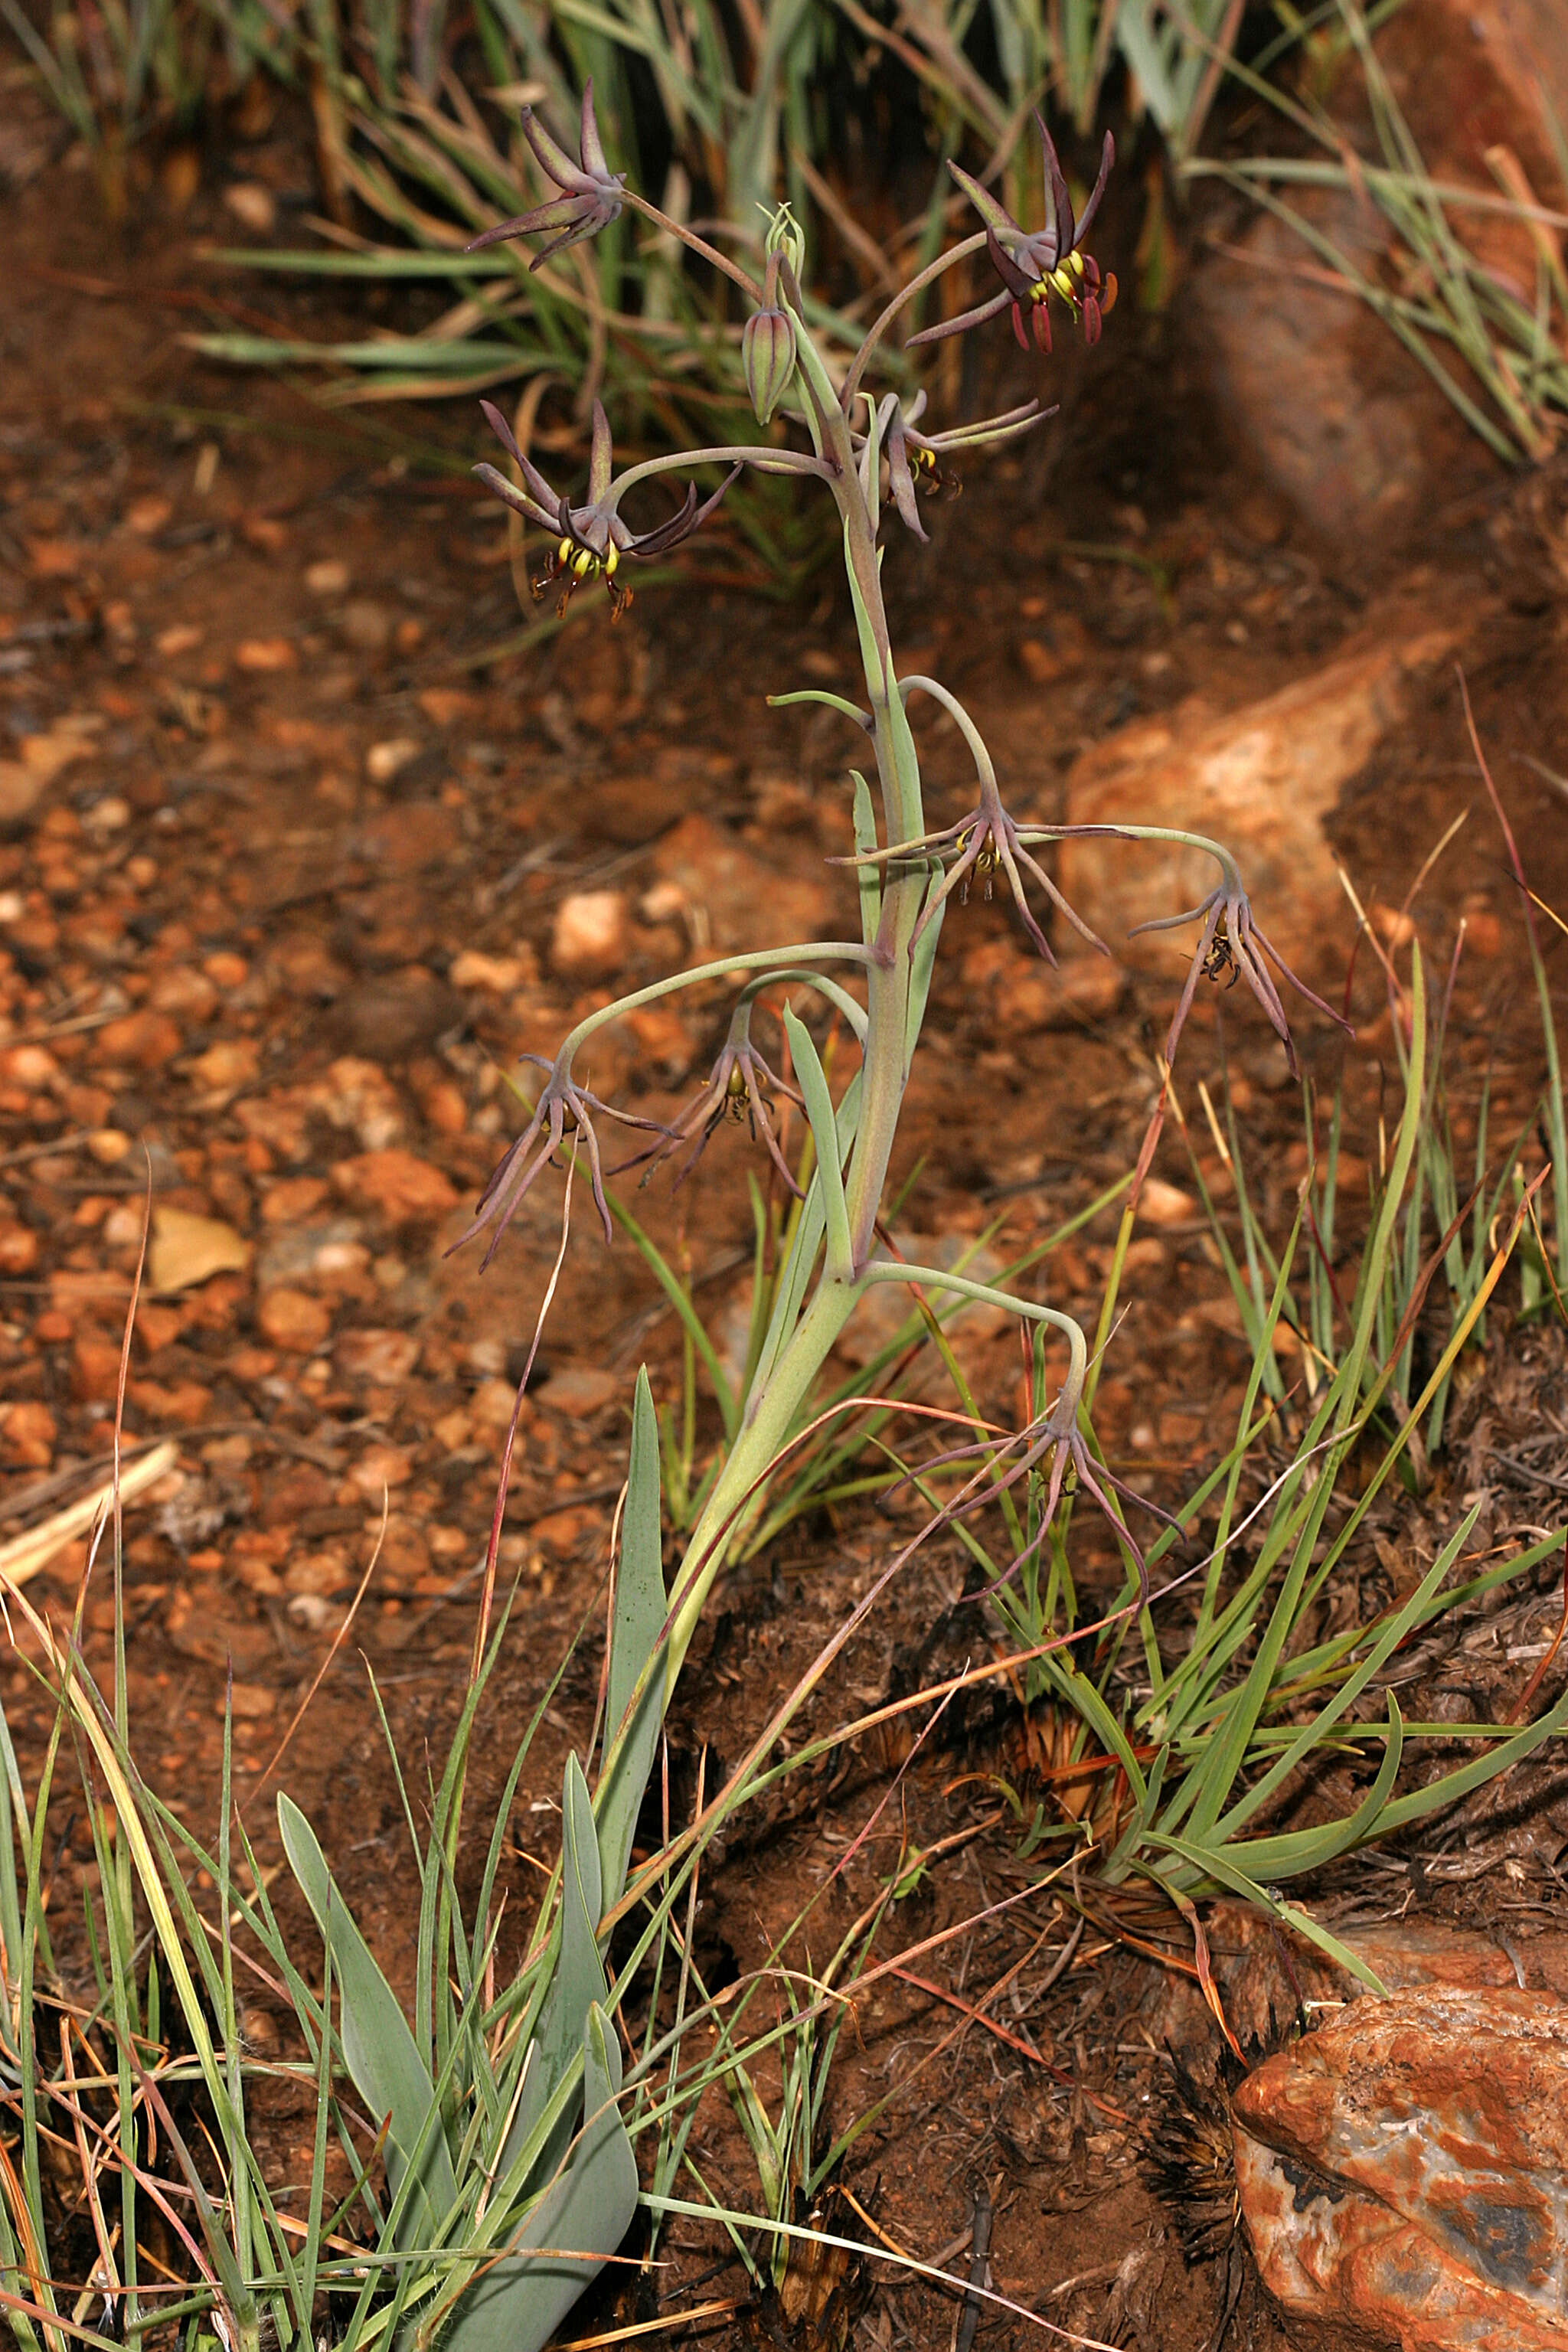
[
  {"x1": 910, "y1": 118, "x2": 1116, "y2": 356},
  {"x1": 856, "y1": 390, "x2": 1050, "y2": 543},
  {"x1": 455, "y1": 1054, "x2": 670, "y2": 1256},
  {"x1": 473, "y1": 397, "x2": 737, "y2": 619},
  {"x1": 618, "y1": 1011, "x2": 805, "y2": 1194},
  {"x1": 1132, "y1": 877, "x2": 1350, "y2": 1081},
  {"x1": 466, "y1": 81, "x2": 624, "y2": 268}
]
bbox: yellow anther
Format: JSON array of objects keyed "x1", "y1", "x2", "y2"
[
  {"x1": 557, "y1": 537, "x2": 573, "y2": 566},
  {"x1": 572, "y1": 548, "x2": 593, "y2": 578},
  {"x1": 1068, "y1": 250, "x2": 1085, "y2": 279},
  {"x1": 1050, "y1": 266, "x2": 1076, "y2": 301},
  {"x1": 605, "y1": 545, "x2": 619, "y2": 576}
]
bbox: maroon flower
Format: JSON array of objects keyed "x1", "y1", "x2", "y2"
[
  {"x1": 910, "y1": 118, "x2": 1116, "y2": 356},
  {"x1": 467, "y1": 81, "x2": 624, "y2": 268},
  {"x1": 473, "y1": 397, "x2": 737, "y2": 619}
]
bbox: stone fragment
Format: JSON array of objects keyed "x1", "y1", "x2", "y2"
[
  {"x1": 1233, "y1": 1987, "x2": 1568, "y2": 2352},
  {"x1": 0, "y1": 1223, "x2": 40, "y2": 1275},
  {"x1": 338, "y1": 599, "x2": 394, "y2": 654},
  {"x1": 1138, "y1": 1179, "x2": 1197, "y2": 1227},
  {"x1": 332, "y1": 966, "x2": 461, "y2": 1060},
  {"x1": 3, "y1": 1400, "x2": 56, "y2": 1466},
  {"x1": 234, "y1": 639, "x2": 296, "y2": 672},
  {"x1": 330, "y1": 1149, "x2": 459, "y2": 1221},
  {"x1": 305, "y1": 559, "x2": 351, "y2": 597},
  {"x1": 365, "y1": 738, "x2": 421, "y2": 786},
  {"x1": 223, "y1": 180, "x2": 276, "y2": 233},
  {"x1": 652, "y1": 812, "x2": 829, "y2": 953},
  {"x1": 347, "y1": 1442, "x2": 414, "y2": 1498},
  {"x1": 1059, "y1": 627, "x2": 1460, "y2": 974},
  {"x1": 149, "y1": 1207, "x2": 250, "y2": 1293},
  {"x1": 541, "y1": 1365, "x2": 619, "y2": 1417},
  {"x1": 335, "y1": 1328, "x2": 420, "y2": 1385},
  {"x1": 550, "y1": 890, "x2": 630, "y2": 983},
  {"x1": 256, "y1": 1287, "x2": 332, "y2": 1352}
]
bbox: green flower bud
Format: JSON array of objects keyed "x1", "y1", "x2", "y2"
[
  {"x1": 763, "y1": 201, "x2": 805, "y2": 279},
  {"x1": 742, "y1": 305, "x2": 797, "y2": 425}
]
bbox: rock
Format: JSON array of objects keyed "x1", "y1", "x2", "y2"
[
  {"x1": 224, "y1": 1682, "x2": 276, "y2": 1721},
  {"x1": 1193, "y1": 0, "x2": 1568, "y2": 546},
  {"x1": 256, "y1": 1219, "x2": 364, "y2": 1289},
  {"x1": 335, "y1": 1328, "x2": 420, "y2": 1385},
  {"x1": 330, "y1": 1148, "x2": 459, "y2": 1221},
  {"x1": 256, "y1": 1287, "x2": 332, "y2": 1352},
  {"x1": 989, "y1": 947, "x2": 1128, "y2": 1031},
  {"x1": 332, "y1": 966, "x2": 462, "y2": 1060},
  {"x1": 347, "y1": 1442, "x2": 413, "y2": 1498},
  {"x1": 150, "y1": 967, "x2": 218, "y2": 1021},
  {"x1": 540, "y1": 1365, "x2": 619, "y2": 1417},
  {"x1": 1233, "y1": 1988, "x2": 1568, "y2": 2352},
  {"x1": 652, "y1": 812, "x2": 829, "y2": 954},
  {"x1": 550, "y1": 890, "x2": 630, "y2": 983},
  {"x1": 337, "y1": 599, "x2": 394, "y2": 655},
  {"x1": 285, "y1": 1549, "x2": 351, "y2": 1596},
  {"x1": 94, "y1": 1011, "x2": 184, "y2": 1070},
  {"x1": 308, "y1": 1057, "x2": 405, "y2": 1150},
  {"x1": 0, "y1": 1223, "x2": 40, "y2": 1274},
  {"x1": 186, "y1": 1039, "x2": 261, "y2": 1098},
  {"x1": 1059, "y1": 626, "x2": 1461, "y2": 974},
  {"x1": 3, "y1": 1400, "x2": 55, "y2": 1467},
  {"x1": 222, "y1": 180, "x2": 276, "y2": 234},
  {"x1": 234, "y1": 639, "x2": 296, "y2": 672},
  {"x1": 262, "y1": 1176, "x2": 330, "y2": 1224},
  {"x1": 449, "y1": 949, "x2": 529, "y2": 993},
  {"x1": 1138, "y1": 1178, "x2": 1197, "y2": 1227},
  {"x1": 305, "y1": 559, "x2": 351, "y2": 598},
  {"x1": 150, "y1": 1207, "x2": 250, "y2": 1293},
  {"x1": 365, "y1": 738, "x2": 421, "y2": 786}
]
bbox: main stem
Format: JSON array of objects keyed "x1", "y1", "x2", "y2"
[{"x1": 665, "y1": 316, "x2": 930, "y2": 1687}]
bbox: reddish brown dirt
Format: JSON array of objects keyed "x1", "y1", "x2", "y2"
[{"x1": 5, "y1": 74, "x2": 1568, "y2": 2351}]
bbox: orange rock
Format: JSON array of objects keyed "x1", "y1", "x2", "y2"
[
  {"x1": 347, "y1": 1442, "x2": 414, "y2": 1498},
  {"x1": 256, "y1": 1287, "x2": 332, "y2": 1353},
  {"x1": 262, "y1": 1176, "x2": 330, "y2": 1224},
  {"x1": 234, "y1": 639, "x2": 296, "y2": 672},
  {"x1": 71, "y1": 1334, "x2": 125, "y2": 1403},
  {"x1": 4, "y1": 1400, "x2": 56, "y2": 1466},
  {"x1": 330, "y1": 1149, "x2": 459, "y2": 1221},
  {"x1": 93, "y1": 1011, "x2": 183, "y2": 1070},
  {"x1": 0, "y1": 1223, "x2": 40, "y2": 1275},
  {"x1": 335, "y1": 1328, "x2": 420, "y2": 1385},
  {"x1": 1234, "y1": 1988, "x2": 1568, "y2": 2352}
]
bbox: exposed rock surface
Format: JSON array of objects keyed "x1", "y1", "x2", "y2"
[
  {"x1": 1059, "y1": 620, "x2": 1462, "y2": 972},
  {"x1": 1233, "y1": 1987, "x2": 1568, "y2": 2352}
]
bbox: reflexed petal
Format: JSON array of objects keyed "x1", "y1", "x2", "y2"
[
  {"x1": 471, "y1": 461, "x2": 559, "y2": 531},
  {"x1": 466, "y1": 199, "x2": 583, "y2": 252},
  {"x1": 1075, "y1": 129, "x2": 1116, "y2": 246},
  {"x1": 587, "y1": 400, "x2": 613, "y2": 506},
  {"x1": 946, "y1": 158, "x2": 1021, "y2": 240},
  {"x1": 1038, "y1": 118, "x2": 1074, "y2": 266},
  {"x1": 886, "y1": 430, "x2": 929, "y2": 541},
  {"x1": 578, "y1": 78, "x2": 611, "y2": 181},
  {"x1": 518, "y1": 105, "x2": 586, "y2": 192}
]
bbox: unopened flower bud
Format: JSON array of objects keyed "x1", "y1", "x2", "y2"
[
  {"x1": 742, "y1": 305, "x2": 797, "y2": 425},
  {"x1": 763, "y1": 201, "x2": 805, "y2": 278}
]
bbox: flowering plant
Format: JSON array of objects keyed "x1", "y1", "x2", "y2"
[{"x1": 463, "y1": 90, "x2": 1331, "y2": 1689}]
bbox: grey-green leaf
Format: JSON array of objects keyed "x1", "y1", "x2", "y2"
[
  {"x1": 277, "y1": 1795, "x2": 457, "y2": 2244},
  {"x1": 498, "y1": 1754, "x2": 607, "y2": 2193},
  {"x1": 443, "y1": 2001, "x2": 638, "y2": 2352},
  {"x1": 596, "y1": 1367, "x2": 667, "y2": 1907}
]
